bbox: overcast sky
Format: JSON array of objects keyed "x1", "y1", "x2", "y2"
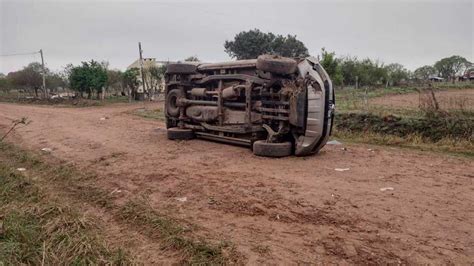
[{"x1": 1, "y1": 0, "x2": 472, "y2": 74}]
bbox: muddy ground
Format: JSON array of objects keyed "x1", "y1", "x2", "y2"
[
  {"x1": 370, "y1": 88, "x2": 474, "y2": 111},
  {"x1": 0, "y1": 102, "x2": 473, "y2": 264}
]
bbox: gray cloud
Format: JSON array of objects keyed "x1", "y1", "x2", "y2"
[{"x1": 1, "y1": 0, "x2": 472, "y2": 73}]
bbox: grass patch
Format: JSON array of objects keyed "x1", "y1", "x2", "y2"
[
  {"x1": 129, "y1": 108, "x2": 166, "y2": 121},
  {"x1": 0, "y1": 142, "x2": 237, "y2": 264},
  {"x1": 0, "y1": 157, "x2": 129, "y2": 264},
  {"x1": 334, "y1": 129, "x2": 474, "y2": 157},
  {"x1": 335, "y1": 112, "x2": 473, "y2": 142}
]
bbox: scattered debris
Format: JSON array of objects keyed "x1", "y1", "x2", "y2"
[
  {"x1": 380, "y1": 187, "x2": 394, "y2": 192},
  {"x1": 327, "y1": 140, "x2": 342, "y2": 145},
  {"x1": 208, "y1": 197, "x2": 216, "y2": 205},
  {"x1": 110, "y1": 188, "x2": 122, "y2": 194},
  {"x1": 41, "y1": 148, "x2": 52, "y2": 152},
  {"x1": 335, "y1": 168, "x2": 350, "y2": 172},
  {"x1": 16, "y1": 168, "x2": 26, "y2": 171},
  {"x1": 176, "y1": 197, "x2": 187, "y2": 202}
]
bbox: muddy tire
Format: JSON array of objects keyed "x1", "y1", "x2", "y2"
[
  {"x1": 256, "y1": 55, "x2": 297, "y2": 75},
  {"x1": 166, "y1": 89, "x2": 182, "y2": 117},
  {"x1": 252, "y1": 140, "x2": 292, "y2": 157},
  {"x1": 166, "y1": 63, "x2": 197, "y2": 74},
  {"x1": 165, "y1": 117, "x2": 177, "y2": 129},
  {"x1": 167, "y1": 127, "x2": 194, "y2": 140}
]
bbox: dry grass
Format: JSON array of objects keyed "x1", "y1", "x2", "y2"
[
  {"x1": 0, "y1": 158, "x2": 129, "y2": 264},
  {"x1": 334, "y1": 129, "x2": 474, "y2": 157},
  {"x1": 129, "y1": 108, "x2": 166, "y2": 121},
  {"x1": 0, "y1": 142, "x2": 237, "y2": 264}
]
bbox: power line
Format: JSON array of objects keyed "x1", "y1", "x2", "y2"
[{"x1": 0, "y1": 51, "x2": 40, "y2": 57}]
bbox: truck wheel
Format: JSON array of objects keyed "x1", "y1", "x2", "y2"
[
  {"x1": 252, "y1": 140, "x2": 292, "y2": 157},
  {"x1": 167, "y1": 127, "x2": 195, "y2": 140},
  {"x1": 166, "y1": 63, "x2": 197, "y2": 74},
  {"x1": 256, "y1": 55, "x2": 297, "y2": 75},
  {"x1": 166, "y1": 89, "x2": 182, "y2": 117},
  {"x1": 166, "y1": 117, "x2": 177, "y2": 129}
]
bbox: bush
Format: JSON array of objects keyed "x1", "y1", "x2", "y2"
[{"x1": 335, "y1": 112, "x2": 473, "y2": 142}]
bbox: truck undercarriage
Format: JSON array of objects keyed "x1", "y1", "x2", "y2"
[{"x1": 165, "y1": 55, "x2": 335, "y2": 157}]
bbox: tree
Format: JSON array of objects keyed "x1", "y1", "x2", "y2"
[
  {"x1": 0, "y1": 75, "x2": 10, "y2": 93},
  {"x1": 122, "y1": 68, "x2": 139, "y2": 99},
  {"x1": 146, "y1": 65, "x2": 166, "y2": 93},
  {"x1": 224, "y1": 29, "x2": 309, "y2": 59},
  {"x1": 46, "y1": 72, "x2": 66, "y2": 92},
  {"x1": 69, "y1": 60, "x2": 108, "y2": 99},
  {"x1": 271, "y1": 35, "x2": 309, "y2": 58},
  {"x1": 320, "y1": 48, "x2": 343, "y2": 86},
  {"x1": 106, "y1": 69, "x2": 123, "y2": 94},
  {"x1": 385, "y1": 63, "x2": 409, "y2": 86},
  {"x1": 414, "y1": 65, "x2": 436, "y2": 80},
  {"x1": 434, "y1": 55, "x2": 471, "y2": 81},
  {"x1": 7, "y1": 62, "x2": 45, "y2": 97},
  {"x1": 184, "y1": 56, "x2": 200, "y2": 62},
  {"x1": 338, "y1": 57, "x2": 389, "y2": 87}
]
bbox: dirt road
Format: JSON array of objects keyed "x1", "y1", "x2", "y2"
[{"x1": 1, "y1": 102, "x2": 473, "y2": 264}]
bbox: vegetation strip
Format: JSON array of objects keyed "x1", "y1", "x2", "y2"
[
  {"x1": 0, "y1": 145, "x2": 129, "y2": 264},
  {"x1": 0, "y1": 142, "x2": 237, "y2": 264}
]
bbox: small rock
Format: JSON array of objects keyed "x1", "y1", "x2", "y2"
[
  {"x1": 99, "y1": 117, "x2": 109, "y2": 121},
  {"x1": 16, "y1": 168, "x2": 26, "y2": 172},
  {"x1": 41, "y1": 148, "x2": 52, "y2": 152},
  {"x1": 343, "y1": 243, "x2": 358, "y2": 257},
  {"x1": 335, "y1": 168, "x2": 350, "y2": 172},
  {"x1": 327, "y1": 140, "x2": 342, "y2": 145},
  {"x1": 380, "y1": 187, "x2": 394, "y2": 192},
  {"x1": 176, "y1": 197, "x2": 187, "y2": 202}
]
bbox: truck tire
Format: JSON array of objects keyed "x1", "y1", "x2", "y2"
[
  {"x1": 166, "y1": 63, "x2": 197, "y2": 74},
  {"x1": 256, "y1": 55, "x2": 297, "y2": 75},
  {"x1": 166, "y1": 117, "x2": 177, "y2": 129},
  {"x1": 167, "y1": 127, "x2": 195, "y2": 140},
  {"x1": 252, "y1": 140, "x2": 292, "y2": 157},
  {"x1": 166, "y1": 89, "x2": 182, "y2": 117}
]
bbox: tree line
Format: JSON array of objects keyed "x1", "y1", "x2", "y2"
[
  {"x1": 224, "y1": 29, "x2": 473, "y2": 87},
  {"x1": 0, "y1": 60, "x2": 167, "y2": 100},
  {"x1": 1, "y1": 29, "x2": 472, "y2": 98}
]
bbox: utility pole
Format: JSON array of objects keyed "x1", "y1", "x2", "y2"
[
  {"x1": 138, "y1": 42, "x2": 146, "y2": 101},
  {"x1": 40, "y1": 49, "x2": 47, "y2": 98}
]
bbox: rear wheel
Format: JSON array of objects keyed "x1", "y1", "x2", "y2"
[
  {"x1": 166, "y1": 89, "x2": 182, "y2": 117},
  {"x1": 252, "y1": 141, "x2": 292, "y2": 157},
  {"x1": 256, "y1": 55, "x2": 297, "y2": 75},
  {"x1": 167, "y1": 127, "x2": 195, "y2": 140},
  {"x1": 166, "y1": 63, "x2": 197, "y2": 74}
]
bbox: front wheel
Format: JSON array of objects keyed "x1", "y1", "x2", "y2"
[{"x1": 252, "y1": 141, "x2": 292, "y2": 157}]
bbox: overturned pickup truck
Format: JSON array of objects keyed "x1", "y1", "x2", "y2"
[{"x1": 164, "y1": 55, "x2": 335, "y2": 157}]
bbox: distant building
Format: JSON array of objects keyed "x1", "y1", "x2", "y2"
[{"x1": 127, "y1": 58, "x2": 175, "y2": 96}]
